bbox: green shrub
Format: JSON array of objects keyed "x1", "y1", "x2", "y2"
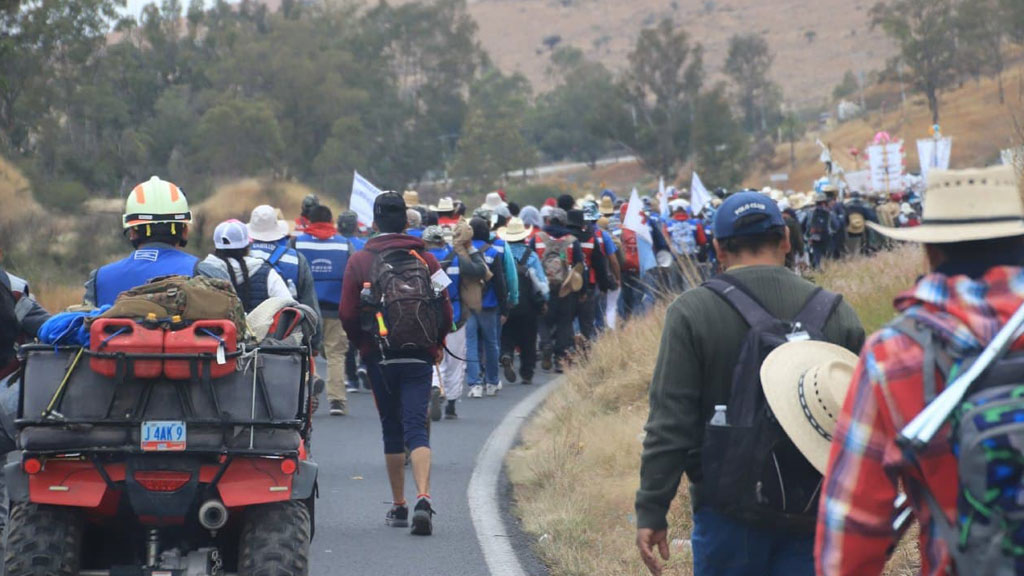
[{"x1": 35, "y1": 179, "x2": 91, "y2": 210}]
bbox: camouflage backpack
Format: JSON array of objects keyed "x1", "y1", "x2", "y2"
[{"x1": 97, "y1": 275, "x2": 249, "y2": 339}]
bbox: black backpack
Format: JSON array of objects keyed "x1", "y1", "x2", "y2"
[
  {"x1": 699, "y1": 275, "x2": 842, "y2": 531},
  {"x1": 808, "y1": 209, "x2": 831, "y2": 242},
  {"x1": 367, "y1": 248, "x2": 443, "y2": 352},
  {"x1": 0, "y1": 278, "x2": 20, "y2": 370}
]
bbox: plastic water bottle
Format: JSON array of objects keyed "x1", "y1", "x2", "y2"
[{"x1": 710, "y1": 405, "x2": 728, "y2": 426}]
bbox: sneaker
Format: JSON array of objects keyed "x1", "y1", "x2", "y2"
[
  {"x1": 541, "y1": 350, "x2": 553, "y2": 371},
  {"x1": 357, "y1": 366, "x2": 371, "y2": 391},
  {"x1": 411, "y1": 497, "x2": 434, "y2": 536},
  {"x1": 345, "y1": 381, "x2": 359, "y2": 394},
  {"x1": 485, "y1": 384, "x2": 498, "y2": 397},
  {"x1": 429, "y1": 387, "x2": 443, "y2": 422},
  {"x1": 467, "y1": 385, "x2": 484, "y2": 398},
  {"x1": 385, "y1": 503, "x2": 409, "y2": 528},
  {"x1": 521, "y1": 377, "x2": 533, "y2": 386},
  {"x1": 553, "y1": 359, "x2": 564, "y2": 374},
  {"x1": 500, "y1": 355, "x2": 517, "y2": 383},
  {"x1": 329, "y1": 399, "x2": 347, "y2": 416},
  {"x1": 444, "y1": 400, "x2": 458, "y2": 420}
]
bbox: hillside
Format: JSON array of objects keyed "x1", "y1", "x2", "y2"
[
  {"x1": 747, "y1": 67, "x2": 1024, "y2": 190},
  {"x1": 328, "y1": 0, "x2": 895, "y2": 106}
]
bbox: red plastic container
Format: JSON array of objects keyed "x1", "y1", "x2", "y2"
[
  {"x1": 163, "y1": 320, "x2": 238, "y2": 380},
  {"x1": 89, "y1": 319, "x2": 164, "y2": 379}
]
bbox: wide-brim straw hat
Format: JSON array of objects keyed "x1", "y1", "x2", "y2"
[
  {"x1": 403, "y1": 190, "x2": 421, "y2": 207},
  {"x1": 760, "y1": 341, "x2": 860, "y2": 474},
  {"x1": 498, "y1": 217, "x2": 532, "y2": 243},
  {"x1": 483, "y1": 192, "x2": 505, "y2": 211},
  {"x1": 558, "y1": 263, "x2": 585, "y2": 298},
  {"x1": 598, "y1": 197, "x2": 615, "y2": 216},
  {"x1": 430, "y1": 197, "x2": 455, "y2": 213},
  {"x1": 868, "y1": 165, "x2": 1024, "y2": 243}
]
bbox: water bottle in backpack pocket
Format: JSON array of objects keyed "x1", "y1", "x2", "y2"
[{"x1": 698, "y1": 276, "x2": 842, "y2": 531}]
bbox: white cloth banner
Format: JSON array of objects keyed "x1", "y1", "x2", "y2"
[
  {"x1": 623, "y1": 188, "x2": 652, "y2": 244},
  {"x1": 844, "y1": 170, "x2": 871, "y2": 194},
  {"x1": 350, "y1": 171, "x2": 383, "y2": 227},
  {"x1": 658, "y1": 177, "x2": 669, "y2": 218},
  {"x1": 917, "y1": 137, "x2": 952, "y2": 178},
  {"x1": 690, "y1": 171, "x2": 713, "y2": 215},
  {"x1": 868, "y1": 142, "x2": 904, "y2": 194}
]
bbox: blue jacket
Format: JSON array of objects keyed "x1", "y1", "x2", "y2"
[
  {"x1": 492, "y1": 237, "x2": 519, "y2": 307},
  {"x1": 294, "y1": 234, "x2": 350, "y2": 307},
  {"x1": 428, "y1": 246, "x2": 461, "y2": 325},
  {"x1": 473, "y1": 240, "x2": 502, "y2": 310},
  {"x1": 94, "y1": 245, "x2": 198, "y2": 307}
]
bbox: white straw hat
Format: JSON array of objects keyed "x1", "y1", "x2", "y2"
[
  {"x1": 430, "y1": 197, "x2": 455, "y2": 213},
  {"x1": 868, "y1": 165, "x2": 1024, "y2": 243},
  {"x1": 498, "y1": 217, "x2": 532, "y2": 243},
  {"x1": 760, "y1": 341, "x2": 860, "y2": 474}
]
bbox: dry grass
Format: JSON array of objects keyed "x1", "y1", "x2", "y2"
[
  {"x1": 508, "y1": 246, "x2": 926, "y2": 576},
  {"x1": 0, "y1": 156, "x2": 38, "y2": 228}
]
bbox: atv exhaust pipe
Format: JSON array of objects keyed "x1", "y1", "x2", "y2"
[{"x1": 198, "y1": 499, "x2": 228, "y2": 531}]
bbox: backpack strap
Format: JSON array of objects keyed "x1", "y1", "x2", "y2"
[
  {"x1": 887, "y1": 315, "x2": 956, "y2": 404},
  {"x1": 266, "y1": 244, "x2": 288, "y2": 268},
  {"x1": 793, "y1": 288, "x2": 843, "y2": 335},
  {"x1": 703, "y1": 276, "x2": 777, "y2": 328},
  {"x1": 518, "y1": 246, "x2": 532, "y2": 266}
]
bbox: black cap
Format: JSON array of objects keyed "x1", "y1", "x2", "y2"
[{"x1": 567, "y1": 209, "x2": 585, "y2": 229}]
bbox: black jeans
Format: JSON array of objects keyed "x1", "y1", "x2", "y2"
[
  {"x1": 545, "y1": 293, "x2": 578, "y2": 360},
  {"x1": 576, "y1": 288, "x2": 598, "y2": 341},
  {"x1": 501, "y1": 309, "x2": 539, "y2": 380}
]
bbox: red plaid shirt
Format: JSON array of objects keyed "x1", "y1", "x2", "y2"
[{"x1": 815, "y1": 266, "x2": 1024, "y2": 576}]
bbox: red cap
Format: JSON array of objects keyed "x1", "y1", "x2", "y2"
[
  {"x1": 544, "y1": 197, "x2": 556, "y2": 207},
  {"x1": 497, "y1": 189, "x2": 507, "y2": 202}
]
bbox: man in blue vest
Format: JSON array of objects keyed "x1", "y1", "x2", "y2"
[
  {"x1": 295, "y1": 204, "x2": 351, "y2": 416},
  {"x1": 84, "y1": 176, "x2": 221, "y2": 307},
  {"x1": 247, "y1": 205, "x2": 322, "y2": 351}
]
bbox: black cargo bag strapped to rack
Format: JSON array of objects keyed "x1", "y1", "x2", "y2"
[{"x1": 16, "y1": 344, "x2": 309, "y2": 454}]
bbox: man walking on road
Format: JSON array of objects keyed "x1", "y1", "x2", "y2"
[
  {"x1": 295, "y1": 204, "x2": 352, "y2": 416},
  {"x1": 635, "y1": 192, "x2": 864, "y2": 576},
  {"x1": 340, "y1": 192, "x2": 453, "y2": 536}
]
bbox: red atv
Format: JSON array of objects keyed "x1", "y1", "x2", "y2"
[{"x1": 5, "y1": 311, "x2": 318, "y2": 576}]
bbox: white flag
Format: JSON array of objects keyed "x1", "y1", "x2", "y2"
[
  {"x1": 917, "y1": 138, "x2": 950, "y2": 178},
  {"x1": 690, "y1": 171, "x2": 712, "y2": 215},
  {"x1": 623, "y1": 188, "x2": 652, "y2": 244},
  {"x1": 350, "y1": 171, "x2": 383, "y2": 227},
  {"x1": 658, "y1": 176, "x2": 669, "y2": 218}
]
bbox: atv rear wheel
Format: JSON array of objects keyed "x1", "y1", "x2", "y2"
[
  {"x1": 238, "y1": 501, "x2": 311, "y2": 576},
  {"x1": 5, "y1": 502, "x2": 82, "y2": 576}
]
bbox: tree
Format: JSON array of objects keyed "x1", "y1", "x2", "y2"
[
  {"x1": 956, "y1": 0, "x2": 1009, "y2": 103},
  {"x1": 724, "y1": 33, "x2": 780, "y2": 135},
  {"x1": 692, "y1": 85, "x2": 748, "y2": 189},
  {"x1": 870, "y1": 0, "x2": 958, "y2": 123},
  {"x1": 833, "y1": 70, "x2": 860, "y2": 101},
  {"x1": 779, "y1": 111, "x2": 805, "y2": 171},
  {"x1": 191, "y1": 99, "x2": 284, "y2": 177},
  {"x1": 527, "y1": 47, "x2": 618, "y2": 166},
  {"x1": 451, "y1": 69, "x2": 536, "y2": 189},
  {"x1": 613, "y1": 18, "x2": 704, "y2": 178}
]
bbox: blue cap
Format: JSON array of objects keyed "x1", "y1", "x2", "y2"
[{"x1": 713, "y1": 192, "x2": 786, "y2": 240}]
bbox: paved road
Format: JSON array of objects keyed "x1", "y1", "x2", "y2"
[{"x1": 307, "y1": 371, "x2": 554, "y2": 576}]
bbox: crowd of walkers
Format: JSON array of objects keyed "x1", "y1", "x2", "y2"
[{"x1": 2, "y1": 162, "x2": 1018, "y2": 572}]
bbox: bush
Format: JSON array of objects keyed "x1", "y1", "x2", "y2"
[{"x1": 35, "y1": 179, "x2": 91, "y2": 211}]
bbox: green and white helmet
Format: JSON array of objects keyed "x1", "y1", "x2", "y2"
[{"x1": 122, "y1": 176, "x2": 192, "y2": 231}]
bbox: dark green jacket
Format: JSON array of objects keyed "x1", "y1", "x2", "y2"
[{"x1": 635, "y1": 265, "x2": 865, "y2": 531}]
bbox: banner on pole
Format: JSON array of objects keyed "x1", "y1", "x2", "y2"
[
  {"x1": 867, "y1": 141, "x2": 905, "y2": 194},
  {"x1": 917, "y1": 137, "x2": 952, "y2": 178},
  {"x1": 350, "y1": 171, "x2": 383, "y2": 227}
]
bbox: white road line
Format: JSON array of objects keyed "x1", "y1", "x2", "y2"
[{"x1": 468, "y1": 378, "x2": 563, "y2": 576}]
